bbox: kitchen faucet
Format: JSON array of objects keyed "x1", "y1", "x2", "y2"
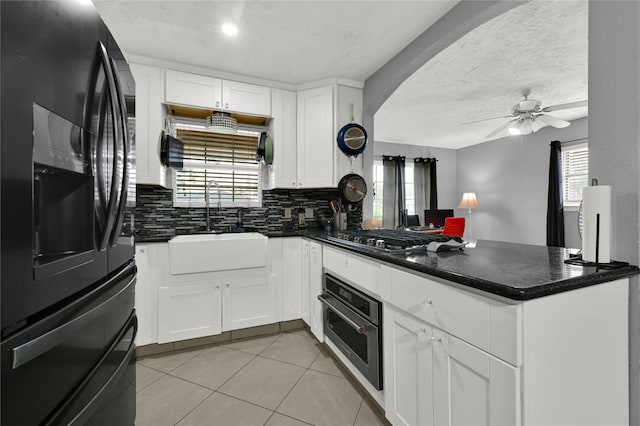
[{"x1": 205, "y1": 179, "x2": 221, "y2": 232}]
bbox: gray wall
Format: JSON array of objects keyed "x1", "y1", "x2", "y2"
[
  {"x1": 363, "y1": 1, "x2": 640, "y2": 420},
  {"x1": 589, "y1": 3, "x2": 640, "y2": 424},
  {"x1": 455, "y1": 118, "x2": 587, "y2": 246},
  {"x1": 362, "y1": 1, "x2": 525, "y2": 222},
  {"x1": 373, "y1": 142, "x2": 458, "y2": 210}
]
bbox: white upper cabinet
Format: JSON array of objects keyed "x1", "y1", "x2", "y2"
[
  {"x1": 296, "y1": 85, "x2": 335, "y2": 188},
  {"x1": 165, "y1": 69, "x2": 271, "y2": 116},
  {"x1": 165, "y1": 69, "x2": 223, "y2": 110},
  {"x1": 292, "y1": 84, "x2": 364, "y2": 189},
  {"x1": 222, "y1": 80, "x2": 271, "y2": 116},
  {"x1": 266, "y1": 89, "x2": 298, "y2": 189},
  {"x1": 130, "y1": 63, "x2": 170, "y2": 187}
]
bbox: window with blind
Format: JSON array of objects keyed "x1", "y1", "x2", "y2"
[
  {"x1": 173, "y1": 124, "x2": 262, "y2": 207},
  {"x1": 561, "y1": 143, "x2": 588, "y2": 207}
]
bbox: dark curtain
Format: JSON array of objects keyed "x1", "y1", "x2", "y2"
[
  {"x1": 414, "y1": 158, "x2": 438, "y2": 216},
  {"x1": 382, "y1": 156, "x2": 405, "y2": 229},
  {"x1": 546, "y1": 140, "x2": 565, "y2": 247}
]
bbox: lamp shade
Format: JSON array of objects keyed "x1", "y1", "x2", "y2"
[{"x1": 457, "y1": 192, "x2": 480, "y2": 209}]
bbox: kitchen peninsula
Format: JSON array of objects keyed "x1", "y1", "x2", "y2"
[{"x1": 136, "y1": 228, "x2": 638, "y2": 426}]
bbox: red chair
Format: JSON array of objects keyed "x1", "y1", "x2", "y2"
[{"x1": 442, "y1": 217, "x2": 465, "y2": 238}]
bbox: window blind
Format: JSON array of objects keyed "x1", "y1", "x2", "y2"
[
  {"x1": 561, "y1": 145, "x2": 588, "y2": 205},
  {"x1": 174, "y1": 127, "x2": 261, "y2": 206}
]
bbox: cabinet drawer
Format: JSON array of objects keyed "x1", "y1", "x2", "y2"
[
  {"x1": 390, "y1": 268, "x2": 490, "y2": 355},
  {"x1": 323, "y1": 246, "x2": 378, "y2": 296}
]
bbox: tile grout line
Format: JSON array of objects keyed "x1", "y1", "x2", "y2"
[
  {"x1": 135, "y1": 364, "x2": 168, "y2": 393},
  {"x1": 269, "y1": 349, "x2": 324, "y2": 422},
  {"x1": 171, "y1": 388, "x2": 216, "y2": 426},
  {"x1": 353, "y1": 398, "x2": 365, "y2": 426},
  {"x1": 167, "y1": 335, "x2": 281, "y2": 426}
]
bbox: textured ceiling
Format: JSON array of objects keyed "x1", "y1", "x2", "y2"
[
  {"x1": 375, "y1": 0, "x2": 588, "y2": 149},
  {"x1": 94, "y1": 0, "x2": 588, "y2": 150},
  {"x1": 93, "y1": 0, "x2": 457, "y2": 84}
]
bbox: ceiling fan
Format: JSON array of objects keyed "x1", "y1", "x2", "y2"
[{"x1": 464, "y1": 89, "x2": 588, "y2": 138}]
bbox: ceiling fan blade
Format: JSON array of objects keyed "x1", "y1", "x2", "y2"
[
  {"x1": 541, "y1": 100, "x2": 588, "y2": 113},
  {"x1": 461, "y1": 115, "x2": 513, "y2": 126},
  {"x1": 486, "y1": 118, "x2": 518, "y2": 138},
  {"x1": 536, "y1": 114, "x2": 571, "y2": 129}
]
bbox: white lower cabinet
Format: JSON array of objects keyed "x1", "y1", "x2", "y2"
[
  {"x1": 222, "y1": 276, "x2": 276, "y2": 332},
  {"x1": 158, "y1": 274, "x2": 277, "y2": 343},
  {"x1": 301, "y1": 240, "x2": 310, "y2": 326},
  {"x1": 135, "y1": 243, "x2": 162, "y2": 346},
  {"x1": 158, "y1": 281, "x2": 222, "y2": 344},
  {"x1": 281, "y1": 238, "x2": 303, "y2": 321},
  {"x1": 384, "y1": 306, "x2": 520, "y2": 426},
  {"x1": 308, "y1": 241, "x2": 323, "y2": 341}
]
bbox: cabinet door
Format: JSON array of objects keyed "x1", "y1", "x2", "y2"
[
  {"x1": 165, "y1": 69, "x2": 222, "y2": 109},
  {"x1": 157, "y1": 281, "x2": 222, "y2": 344},
  {"x1": 281, "y1": 238, "x2": 302, "y2": 321},
  {"x1": 268, "y1": 89, "x2": 297, "y2": 189},
  {"x1": 309, "y1": 242, "x2": 323, "y2": 341},
  {"x1": 222, "y1": 80, "x2": 271, "y2": 116},
  {"x1": 222, "y1": 276, "x2": 277, "y2": 332},
  {"x1": 432, "y1": 330, "x2": 520, "y2": 426},
  {"x1": 301, "y1": 239, "x2": 310, "y2": 326},
  {"x1": 296, "y1": 86, "x2": 334, "y2": 188},
  {"x1": 130, "y1": 64, "x2": 169, "y2": 187},
  {"x1": 135, "y1": 245, "x2": 152, "y2": 345},
  {"x1": 269, "y1": 238, "x2": 283, "y2": 322},
  {"x1": 384, "y1": 307, "x2": 434, "y2": 426}
]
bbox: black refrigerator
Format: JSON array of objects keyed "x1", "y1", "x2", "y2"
[{"x1": 1, "y1": 1, "x2": 137, "y2": 424}]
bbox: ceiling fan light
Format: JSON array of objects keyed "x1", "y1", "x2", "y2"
[{"x1": 509, "y1": 118, "x2": 534, "y2": 136}]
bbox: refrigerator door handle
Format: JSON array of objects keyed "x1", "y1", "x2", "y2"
[
  {"x1": 107, "y1": 57, "x2": 129, "y2": 246},
  {"x1": 96, "y1": 42, "x2": 122, "y2": 250},
  {"x1": 10, "y1": 274, "x2": 135, "y2": 370}
]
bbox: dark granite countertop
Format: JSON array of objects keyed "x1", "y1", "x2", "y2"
[{"x1": 309, "y1": 235, "x2": 640, "y2": 301}]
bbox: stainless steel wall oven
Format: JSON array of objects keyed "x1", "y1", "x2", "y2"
[{"x1": 319, "y1": 274, "x2": 382, "y2": 390}]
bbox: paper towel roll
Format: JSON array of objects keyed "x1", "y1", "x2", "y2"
[{"x1": 581, "y1": 185, "x2": 611, "y2": 263}]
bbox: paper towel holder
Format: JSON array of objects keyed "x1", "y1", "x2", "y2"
[{"x1": 565, "y1": 179, "x2": 629, "y2": 269}]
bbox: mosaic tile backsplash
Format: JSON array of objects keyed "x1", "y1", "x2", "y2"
[{"x1": 135, "y1": 184, "x2": 363, "y2": 241}]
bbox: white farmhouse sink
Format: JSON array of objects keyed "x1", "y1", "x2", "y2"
[{"x1": 168, "y1": 232, "x2": 268, "y2": 274}]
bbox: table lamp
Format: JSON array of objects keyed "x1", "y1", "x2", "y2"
[{"x1": 457, "y1": 192, "x2": 480, "y2": 240}]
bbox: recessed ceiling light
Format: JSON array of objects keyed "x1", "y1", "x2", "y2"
[{"x1": 222, "y1": 23, "x2": 238, "y2": 37}]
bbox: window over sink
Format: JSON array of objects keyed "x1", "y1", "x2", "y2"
[{"x1": 172, "y1": 119, "x2": 263, "y2": 208}]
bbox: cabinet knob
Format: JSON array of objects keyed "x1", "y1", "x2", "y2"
[
  {"x1": 299, "y1": 182, "x2": 302, "y2": 186},
  {"x1": 215, "y1": 101, "x2": 220, "y2": 107},
  {"x1": 139, "y1": 248, "x2": 145, "y2": 254},
  {"x1": 215, "y1": 285, "x2": 220, "y2": 290},
  {"x1": 225, "y1": 283, "x2": 230, "y2": 288},
  {"x1": 415, "y1": 328, "x2": 427, "y2": 334},
  {"x1": 224, "y1": 102, "x2": 229, "y2": 109},
  {"x1": 421, "y1": 299, "x2": 433, "y2": 307},
  {"x1": 292, "y1": 182, "x2": 296, "y2": 187},
  {"x1": 428, "y1": 336, "x2": 442, "y2": 343}
]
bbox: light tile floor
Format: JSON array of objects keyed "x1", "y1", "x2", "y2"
[{"x1": 135, "y1": 329, "x2": 389, "y2": 426}]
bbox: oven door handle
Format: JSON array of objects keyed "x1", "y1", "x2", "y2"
[{"x1": 317, "y1": 294, "x2": 365, "y2": 334}]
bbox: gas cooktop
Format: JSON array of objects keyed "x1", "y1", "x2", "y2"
[{"x1": 327, "y1": 229, "x2": 464, "y2": 254}]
